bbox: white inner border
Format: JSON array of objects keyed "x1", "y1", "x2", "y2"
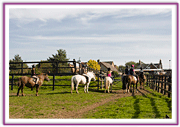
[{"x1": 5, "y1": 4, "x2": 177, "y2": 124}]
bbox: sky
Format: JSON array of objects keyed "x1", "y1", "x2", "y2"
[{"x1": 9, "y1": 7, "x2": 172, "y2": 69}]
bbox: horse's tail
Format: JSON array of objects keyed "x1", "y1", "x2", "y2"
[
  {"x1": 16, "y1": 77, "x2": 22, "y2": 87},
  {"x1": 104, "y1": 77, "x2": 109, "y2": 89}
]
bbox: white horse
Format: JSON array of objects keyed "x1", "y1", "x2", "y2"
[
  {"x1": 104, "y1": 77, "x2": 113, "y2": 93},
  {"x1": 71, "y1": 72, "x2": 96, "y2": 94}
]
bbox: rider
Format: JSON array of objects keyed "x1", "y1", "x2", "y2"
[
  {"x1": 107, "y1": 68, "x2": 114, "y2": 81},
  {"x1": 129, "y1": 64, "x2": 138, "y2": 81},
  {"x1": 31, "y1": 65, "x2": 39, "y2": 86},
  {"x1": 139, "y1": 67, "x2": 144, "y2": 79},
  {"x1": 129, "y1": 65, "x2": 135, "y2": 75}
]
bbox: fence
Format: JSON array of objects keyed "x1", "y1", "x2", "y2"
[
  {"x1": 9, "y1": 60, "x2": 78, "y2": 90},
  {"x1": 9, "y1": 59, "x2": 103, "y2": 91},
  {"x1": 145, "y1": 74, "x2": 172, "y2": 97}
]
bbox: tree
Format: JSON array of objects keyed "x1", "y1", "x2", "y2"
[
  {"x1": 9, "y1": 54, "x2": 28, "y2": 74},
  {"x1": 47, "y1": 49, "x2": 69, "y2": 62},
  {"x1": 118, "y1": 65, "x2": 125, "y2": 72},
  {"x1": 47, "y1": 49, "x2": 70, "y2": 73},
  {"x1": 125, "y1": 61, "x2": 139, "y2": 69},
  {"x1": 87, "y1": 59, "x2": 100, "y2": 70}
]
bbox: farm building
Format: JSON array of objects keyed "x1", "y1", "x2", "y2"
[
  {"x1": 99, "y1": 61, "x2": 119, "y2": 72},
  {"x1": 137, "y1": 59, "x2": 163, "y2": 69}
]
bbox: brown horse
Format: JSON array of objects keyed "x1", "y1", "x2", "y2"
[
  {"x1": 127, "y1": 75, "x2": 139, "y2": 96},
  {"x1": 139, "y1": 74, "x2": 146, "y2": 89},
  {"x1": 17, "y1": 73, "x2": 50, "y2": 96}
]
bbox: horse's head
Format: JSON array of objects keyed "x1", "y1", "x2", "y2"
[
  {"x1": 88, "y1": 72, "x2": 96, "y2": 81},
  {"x1": 44, "y1": 74, "x2": 50, "y2": 81},
  {"x1": 40, "y1": 73, "x2": 50, "y2": 81}
]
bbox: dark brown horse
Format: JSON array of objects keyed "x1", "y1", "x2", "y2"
[
  {"x1": 139, "y1": 74, "x2": 146, "y2": 90},
  {"x1": 17, "y1": 73, "x2": 50, "y2": 96},
  {"x1": 127, "y1": 75, "x2": 139, "y2": 96}
]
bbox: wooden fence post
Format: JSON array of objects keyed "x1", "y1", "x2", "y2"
[
  {"x1": 146, "y1": 75, "x2": 148, "y2": 87},
  {"x1": 53, "y1": 74, "x2": 55, "y2": 90},
  {"x1": 97, "y1": 74, "x2": 99, "y2": 90},
  {"x1": 11, "y1": 75, "x2": 14, "y2": 90},
  {"x1": 164, "y1": 76, "x2": 167, "y2": 95},
  {"x1": 21, "y1": 62, "x2": 23, "y2": 74},
  {"x1": 56, "y1": 62, "x2": 58, "y2": 74},
  {"x1": 161, "y1": 76, "x2": 164, "y2": 94},
  {"x1": 157, "y1": 76, "x2": 160, "y2": 93},
  {"x1": 168, "y1": 83, "x2": 171, "y2": 97}
]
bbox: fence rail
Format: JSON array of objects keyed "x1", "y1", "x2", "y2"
[
  {"x1": 145, "y1": 74, "x2": 172, "y2": 97},
  {"x1": 9, "y1": 59, "x2": 102, "y2": 91}
]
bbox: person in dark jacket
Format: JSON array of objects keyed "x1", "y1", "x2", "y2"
[
  {"x1": 122, "y1": 65, "x2": 129, "y2": 92},
  {"x1": 129, "y1": 65, "x2": 135, "y2": 75},
  {"x1": 139, "y1": 67, "x2": 144, "y2": 79}
]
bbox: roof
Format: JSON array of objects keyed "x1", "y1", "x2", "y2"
[
  {"x1": 100, "y1": 62, "x2": 118, "y2": 72},
  {"x1": 137, "y1": 60, "x2": 162, "y2": 69}
]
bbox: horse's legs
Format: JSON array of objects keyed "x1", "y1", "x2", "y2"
[
  {"x1": 127, "y1": 83, "x2": 130, "y2": 93},
  {"x1": 76, "y1": 84, "x2": 79, "y2": 94},
  {"x1": 107, "y1": 84, "x2": 110, "y2": 93},
  {"x1": 36, "y1": 85, "x2": 40, "y2": 96},
  {"x1": 84, "y1": 85, "x2": 87, "y2": 93},
  {"x1": 136, "y1": 82, "x2": 138, "y2": 93},
  {"x1": 110, "y1": 83, "x2": 112, "y2": 93},
  {"x1": 86, "y1": 83, "x2": 89, "y2": 93},
  {"x1": 21, "y1": 84, "x2": 25, "y2": 96},
  {"x1": 17, "y1": 85, "x2": 22, "y2": 96},
  {"x1": 132, "y1": 84, "x2": 134, "y2": 96}
]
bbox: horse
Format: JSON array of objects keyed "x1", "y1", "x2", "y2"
[
  {"x1": 139, "y1": 74, "x2": 146, "y2": 90},
  {"x1": 127, "y1": 75, "x2": 139, "y2": 96},
  {"x1": 71, "y1": 71, "x2": 96, "y2": 94},
  {"x1": 104, "y1": 77, "x2": 113, "y2": 93},
  {"x1": 122, "y1": 74, "x2": 129, "y2": 94},
  {"x1": 68, "y1": 63, "x2": 79, "y2": 74},
  {"x1": 17, "y1": 73, "x2": 50, "y2": 96}
]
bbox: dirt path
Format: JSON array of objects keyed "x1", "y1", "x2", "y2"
[{"x1": 58, "y1": 88, "x2": 150, "y2": 118}]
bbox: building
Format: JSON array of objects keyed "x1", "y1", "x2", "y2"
[
  {"x1": 99, "y1": 61, "x2": 119, "y2": 72},
  {"x1": 137, "y1": 59, "x2": 163, "y2": 69}
]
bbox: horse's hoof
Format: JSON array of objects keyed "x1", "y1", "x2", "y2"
[
  {"x1": 22, "y1": 94, "x2": 25, "y2": 96},
  {"x1": 36, "y1": 94, "x2": 39, "y2": 96}
]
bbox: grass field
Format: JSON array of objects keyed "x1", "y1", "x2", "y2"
[{"x1": 9, "y1": 75, "x2": 172, "y2": 119}]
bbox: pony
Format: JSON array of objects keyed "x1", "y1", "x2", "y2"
[
  {"x1": 71, "y1": 72, "x2": 96, "y2": 94},
  {"x1": 139, "y1": 74, "x2": 146, "y2": 90},
  {"x1": 122, "y1": 74, "x2": 129, "y2": 94},
  {"x1": 127, "y1": 75, "x2": 139, "y2": 96},
  {"x1": 104, "y1": 77, "x2": 113, "y2": 93},
  {"x1": 17, "y1": 73, "x2": 50, "y2": 96},
  {"x1": 68, "y1": 63, "x2": 79, "y2": 74}
]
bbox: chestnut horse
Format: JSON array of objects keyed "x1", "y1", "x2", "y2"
[
  {"x1": 17, "y1": 73, "x2": 50, "y2": 96},
  {"x1": 127, "y1": 75, "x2": 139, "y2": 96},
  {"x1": 139, "y1": 74, "x2": 146, "y2": 89}
]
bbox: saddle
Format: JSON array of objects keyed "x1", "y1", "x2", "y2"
[
  {"x1": 82, "y1": 74, "x2": 89, "y2": 84},
  {"x1": 32, "y1": 76, "x2": 39, "y2": 84}
]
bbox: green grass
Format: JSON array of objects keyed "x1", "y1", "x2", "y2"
[
  {"x1": 9, "y1": 75, "x2": 121, "y2": 118},
  {"x1": 83, "y1": 86, "x2": 172, "y2": 119},
  {"x1": 9, "y1": 76, "x2": 171, "y2": 119}
]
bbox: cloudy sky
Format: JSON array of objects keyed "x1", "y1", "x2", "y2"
[{"x1": 9, "y1": 7, "x2": 172, "y2": 69}]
